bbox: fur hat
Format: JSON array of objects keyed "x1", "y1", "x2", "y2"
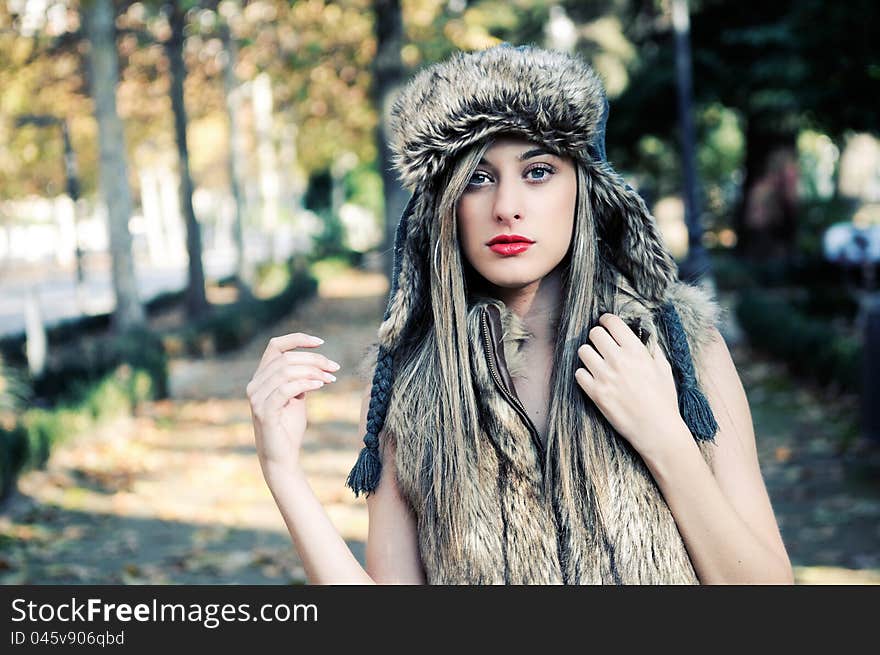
[{"x1": 346, "y1": 43, "x2": 716, "y2": 497}]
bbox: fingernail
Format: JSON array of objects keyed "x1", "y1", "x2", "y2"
[
  {"x1": 311, "y1": 336, "x2": 324, "y2": 344},
  {"x1": 329, "y1": 362, "x2": 341, "y2": 371},
  {"x1": 326, "y1": 374, "x2": 337, "y2": 382}
]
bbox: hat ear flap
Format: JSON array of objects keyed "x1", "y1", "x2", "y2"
[
  {"x1": 347, "y1": 188, "x2": 424, "y2": 497},
  {"x1": 377, "y1": 188, "x2": 428, "y2": 347},
  {"x1": 590, "y1": 162, "x2": 678, "y2": 303}
]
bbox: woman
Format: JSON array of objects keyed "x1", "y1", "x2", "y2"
[{"x1": 247, "y1": 44, "x2": 793, "y2": 584}]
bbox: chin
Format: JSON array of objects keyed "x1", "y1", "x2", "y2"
[{"x1": 477, "y1": 262, "x2": 547, "y2": 290}]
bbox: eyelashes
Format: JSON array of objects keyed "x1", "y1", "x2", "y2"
[{"x1": 466, "y1": 164, "x2": 556, "y2": 188}]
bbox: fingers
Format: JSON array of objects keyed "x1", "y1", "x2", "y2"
[
  {"x1": 248, "y1": 363, "x2": 335, "y2": 408},
  {"x1": 258, "y1": 332, "x2": 325, "y2": 369},
  {"x1": 587, "y1": 323, "x2": 620, "y2": 362},
  {"x1": 250, "y1": 350, "x2": 340, "y2": 391},
  {"x1": 574, "y1": 366, "x2": 595, "y2": 396},
  {"x1": 577, "y1": 342, "x2": 604, "y2": 377},
  {"x1": 598, "y1": 313, "x2": 643, "y2": 350},
  {"x1": 263, "y1": 379, "x2": 326, "y2": 416}
]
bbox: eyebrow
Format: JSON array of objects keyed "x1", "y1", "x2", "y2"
[{"x1": 478, "y1": 147, "x2": 554, "y2": 166}]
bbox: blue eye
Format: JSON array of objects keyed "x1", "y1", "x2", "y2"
[
  {"x1": 465, "y1": 165, "x2": 555, "y2": 189},
  {"x1": 467, "y1": 171, "x2": 491, "y2": 187},
  {"x1": 526, "y1": 165, "x2": 554, "y2": 181}
]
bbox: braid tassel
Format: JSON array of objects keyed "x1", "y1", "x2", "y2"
[
  {"x1": 658, "y1": 301, "x2": 718, "y2": 442},
  {"x1": 345, "y1": 193, "x2": 418, "y2": 497},
  {"x1": 345, "y1": 421, "x2": 383, "y2": 498}
]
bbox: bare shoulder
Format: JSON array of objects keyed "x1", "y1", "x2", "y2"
[{"x1": 698, "y1": 327, "x2": 756, "y2": 456}]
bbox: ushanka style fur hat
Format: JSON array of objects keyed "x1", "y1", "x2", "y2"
[{"x1": 346, "y1": 43, "x2": 717, "y2": 497}]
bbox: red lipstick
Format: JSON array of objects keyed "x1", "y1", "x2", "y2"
[{"x1": 487, "y1": 234, "x2": 535, "y2": 256}]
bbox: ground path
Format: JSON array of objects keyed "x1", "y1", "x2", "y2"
[{"x1": 1, "y1": 268, "x2": 877, "y2": 584}]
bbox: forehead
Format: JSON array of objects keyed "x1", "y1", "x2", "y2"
[
  {"x1": 485, "y1": 134, "x2": 542, "y2": 152},
  {"x1": 479, "y1": 135, "x2": 567, "y2": 164}
]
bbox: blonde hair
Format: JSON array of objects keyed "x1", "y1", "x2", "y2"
[{"x1": 386, "y1": 135, "x2": 625, "y2": 554}]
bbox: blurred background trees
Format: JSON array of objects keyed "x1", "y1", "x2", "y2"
[
  {"x1": 1, "y1": 0, "x2": 878, "y2": 401},
  {"x1": 0, "y1": 0, "x2": 878, "y2": 582}
]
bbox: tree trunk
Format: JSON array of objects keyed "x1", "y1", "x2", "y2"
[
  {"x1": 81, "y1": 0, "x2": 145, "y2": 333},
  {"x1": 735, "y1": 114, "x2": 799, "y2": 263},
  {"x1": 220, "y1": 14, "x2": 252, "y2": 297},
  {"x1": 252, "y1": 73, "x2": 281, "y2": 262},
  {"x1": 671, "y1": 0, "x2": 713, "y2": 285},
  {"x1": 372, "y1": 0, "x2": 408, "y2": 281},
  {"x1": 166, "y1": 0, "x2": 208, "y2": 319}
]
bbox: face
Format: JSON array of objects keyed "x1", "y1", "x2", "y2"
[{"x1": 456, "y1": 136, "x2": 577, "y2": 290}]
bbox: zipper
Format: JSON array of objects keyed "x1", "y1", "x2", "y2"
[
  {"x1": 479, "y1": 307, "x2": 546, "y2": 465},
  {"x1": 480, "y1": 305, "x2": 568, "y2": 583}
]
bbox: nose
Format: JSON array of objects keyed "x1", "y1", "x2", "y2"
[{"x1": 493, "y1": 177, "x2": 523, "y2": 225}]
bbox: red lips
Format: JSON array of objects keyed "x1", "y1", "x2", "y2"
[
  {"x1": 487, "y1": 234, "x2": 535, "y2": 257},
  {"x1": 486, "y1": 234, "x2": 535, "y2": 246}
]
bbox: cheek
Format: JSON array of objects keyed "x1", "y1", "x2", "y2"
[
  {"x1": 456, "y1": 200, "x2": 482, "y2": 252},
  {"x1": 543, "y1": 185, "x2": 576, "y2": 256}
]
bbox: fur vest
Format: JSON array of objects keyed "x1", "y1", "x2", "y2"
[{"x1": 381, "y1": 278, "x2": 722, "y2": 585}]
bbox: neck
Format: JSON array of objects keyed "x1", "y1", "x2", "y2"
[{"x1": 489, "y1": 266, "x2": 563, "y2": 345}]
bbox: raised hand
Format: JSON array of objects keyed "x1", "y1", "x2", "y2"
[
  {"x1": 575, "y1": 313, "x2": 689, "y2": 460},
  {"x1": 246, "y1": 332, "x2": 341, "y2": 476}
]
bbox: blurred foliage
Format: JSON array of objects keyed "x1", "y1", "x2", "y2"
[
  {"x1": 345, "y1": 163, "x2": 384, "y2": 224},
  {"x1": 29, "y1": 325, "x2": 168, "y2": 403},
  {"x1": 1, "y1": 0, "x2": 380, "y2": 200},
  {"x1": 711, "y1": 248, "x2": 859, "y2": 293},
  {"x1": 0, "y1": 362, "x2": 156, "y2": 501},
  {"x1": 0, "y1": 256, "x2": 317, "y2": 500},
  {"x1": 309, "y1": 208, "x2": 347, "y2": 260},
  {"x1": 613, "y1": 0, "x2": 879, "y2": 144},
  {"x1": 3, "y1": 0, "x2": 877, "y2": 233},
  {"x1": 607, "y1": 0, "x2": 878, "y2": 234},
  {"x1": 0, "y1": 291, "x2": 178, "y2": 369},
  {"x1": 713, "y1": 245, "x2": 862, "y2": 396},
  {"x1": 163, "y1": 256, "x2": 317, "y2": 358},
  {"x1": 303, "y1": 168, "x2": 331, "y2": 213},
  {"x1": 796, "y1": 197, "x2": 859, "y2": 259},
  {"x1": 0, "y1": 355, "x2": 30, "y2": 414},
  {"x1": 737, "y1": 289, "x2": 861, "y2": 394}
]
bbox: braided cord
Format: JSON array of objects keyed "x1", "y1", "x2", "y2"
[
  {"x1": 346, "y1": 192, "x2": 419, "y2": 497},
  {"x1": 658, "y1": 301, "x2": 719, "y2": 442}
]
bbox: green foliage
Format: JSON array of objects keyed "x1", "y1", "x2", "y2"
[
  {"x1": 302, "y1": 169, "x2": 349, "y2": 259},
  {"x1": 710, "y1": 242, "x2": 854, "y2": 293},
  {"x1": 0, "y1": 423, "x2": 28, "y2": 499},
  {"x1": 311, "y1": 208, "x2": 349, "y2": 261},
  {"x1": 0, "y1": 291, "x2": 181, "y2": 370},
  {"x1": 709, "y1": 251, "x2": 757, "y2": 291},
  {"x1": 170, "y1": 259, "x2": 318, "y2": 357},
  {"x1": 29, "y1": 326, "x2": 168, "y2": 403},
  {"x1": 697, "y1": 104, "x2": 745, "y2": 223},
  {"x1": 0, "y1": 258, "x2": 317, "y2": 501},
  {"x1": 304, "y1": 169, "x2": 332, "y2": 213},
  {"x1": 0, "y1": 354, "x2": 29, "y2": 413},
  {"x1": 713, "y1": 247, "x2": 861, "y2": 394},
  {"x1": 344, "y1": 163, "x2": 384, "y2": 222},
  {"x1": 797, "y1": 197, "x2": 858, "y2": 259},
  {"x1": 0, "y1": 362, "x2": 155, "y2": 502},
  {"x1": 736, "y1": 289, "x2": 861, "y2": 393}
]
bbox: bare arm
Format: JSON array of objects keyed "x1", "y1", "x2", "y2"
[
  {"x1": 263, "y1": 462, "x2": 374, "y2": 584},
  {"x1": 642, "y1": 328, "x2": 794, "y2": 584},
  {"x1": 261, "y1": 385, "x2": 425, "y2": 584},
  {"x1": 360, "y1": 386, "x2": 427, "y2": 584}
]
